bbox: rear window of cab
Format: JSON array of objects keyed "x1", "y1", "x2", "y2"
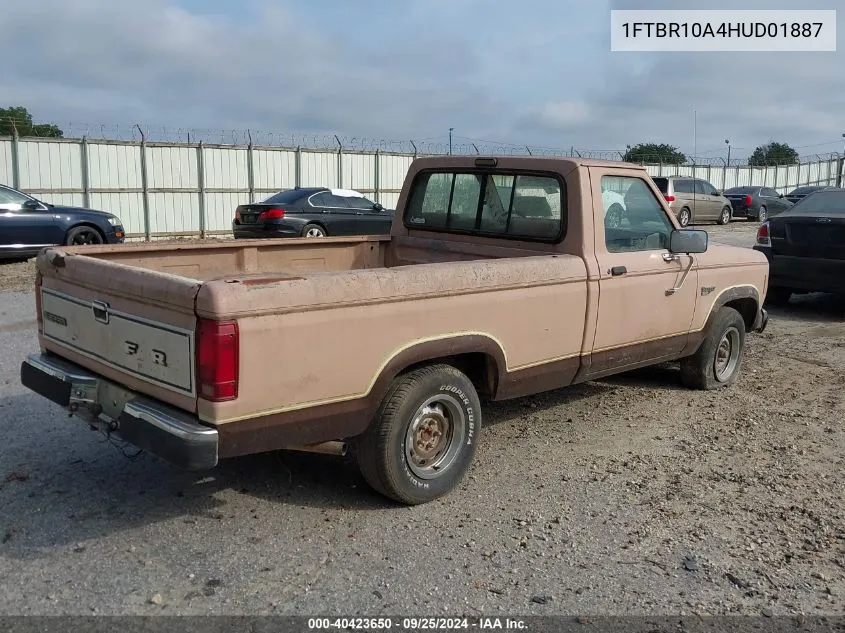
[{"x1": 404, "y1": 170, "x2": 566, "y2": 242}]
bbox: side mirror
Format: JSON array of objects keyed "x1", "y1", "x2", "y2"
[
  {"x1": 22, "y1": 200, "x2": 40, "y2": 210},
  {"x1": 373, "y1": 202, "x2": 384, "y2": 212},
  {"x1": 778, "y1": 193, "x2": 784, "y2": 198},
  {"x1": 670, "y1": 228, "x2": 708, "y2": 254},
  {"x1": 713, "y1": 190, "x2": 722, "y2": 197}
]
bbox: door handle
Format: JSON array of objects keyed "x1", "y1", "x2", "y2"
[{"x1": 609, "y1": 266, "x2": 627, "y2": 276}]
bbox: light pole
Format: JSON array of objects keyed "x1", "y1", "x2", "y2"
[
  {"x1": 725, "y1": 139, "x2": 731, "y2": 166},
  {"x1": 449, "y1": 128, "x2": 454, "y2": 155}
]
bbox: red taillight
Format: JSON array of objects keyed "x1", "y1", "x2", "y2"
[
  {"x1": 259, "y1": 208, "x2": 285, "y2": 220},
  {"x1": 664, "y1": 195, "x2": 675, "y2": 202},
  {"x1": 745, "y1": 195, "x2": 753, "y2": 207},
  {"x1": 197, "y1": 319, "x2": 239, "y2": 402},
  {"x1": 756, "y1": 221, "x2": 771, "y2": 246},
  {"x1": 35, "y1": 272, "x2": 43, "y2": 332}
]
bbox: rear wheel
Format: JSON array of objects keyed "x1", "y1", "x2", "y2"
[
  {"x1": 680, "y1": 307, "x2": 746, "y2": 390},
  {"x1": 678, "y1": 207, "x2": 691, "y2": 227},
  {"x1": 65, "y1": 226, "x2": 104, "y2": 246},
  {"x1": 354, "y1": 364, "x2": 481, "y2": 505},
  {"x1": 717, "y1": 207, "x2": 732, "y2": 225},
  {"x1": 301, "y1": 223, "x2": 327, "y2": 238},
  {"x1": 756, "y1": 206, "x2": 768, "y2": 223}
]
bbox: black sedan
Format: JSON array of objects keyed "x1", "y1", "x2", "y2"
[
  {"x1": 784, "y1": 185, "x2": 842, "y2": 205},
  {"x1": 753, "y1": 189, "x2": 845, "y2": 304},
  {"x1": 0, "y1": 184, "x2": 125, "y2": 260},
  {"x1": 723, "y1": 186, "x2": 792, "y2": 222},
  {"x1": 232, "y1": 188, "x2": 393, "y2": 239}
]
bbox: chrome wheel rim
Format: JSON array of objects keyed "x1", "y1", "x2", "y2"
[
  {"x1": 714, "y1": 326, "x2": 741, "y2": 382},
  {"x1": 679, "y1": 209, "x2": 690, "y2": 226},
  {"x1": 71, "y1": 230, "x2": 103, "y2": 245},
  {"x1": 404, "y1": 394, "x2": 466, "y2": 480},
  {"x1": 721, "y1": 209, "x2": 731, "y2": 224},
  {"x1": 758, "y1": 208, "x2": 767, "y2": 222},
  {"x1": 305, "y1": 227, "x2": 325, "y2": 238}
]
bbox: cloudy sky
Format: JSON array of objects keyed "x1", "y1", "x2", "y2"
[{"x1": 1, "y1": 0, "x2": 843, "y2": 158}]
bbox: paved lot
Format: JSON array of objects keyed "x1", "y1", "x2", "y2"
[{"x1": 1, "y1": 222, "x2": 843, "y2": 617}]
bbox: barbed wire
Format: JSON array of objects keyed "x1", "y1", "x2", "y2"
[{"x1": 0, "y1": 118, "x2": 840, "y2": 166}]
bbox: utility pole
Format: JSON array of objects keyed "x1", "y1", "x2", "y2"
[
  {"x1": 449, "y1": 128, "x2": 454, "y2": 155},
  {"x1": 725, "y1": 139, "x2": 731, "y2": 166}
]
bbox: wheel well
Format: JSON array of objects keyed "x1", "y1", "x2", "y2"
[
  {"x1": 303, "y1": 221, "x2": 328, "y2": 234},
  {"x1": 397, "y1": 353, "x2": 498, "y2": 399},
  {"x1": 724, "y1": 297, "x2": 758, "y2": 331},
  {"x1": 65, "y1": 223, "x2": 105, "y2": 242}
]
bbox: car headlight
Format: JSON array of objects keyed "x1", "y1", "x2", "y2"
[{"x1": 107, "y1": 216, "x2": 122, "y2": 226}]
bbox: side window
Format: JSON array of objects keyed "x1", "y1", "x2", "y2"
[
  {"x1": 345, "y1": 196, "x2": 376, "y2": 210},
  {"x1": 762, "y1": 188, "x2": 778, "y2": 198},
  {"x1": 693, "y1": 180, "x2": 708, "y2": 195},
  {"x1": 703, "y1": 181, "x2": 718, "y2": 196},
  {"x1": 602, "y1": 176, "x2": 673, "y2": 253},
  {"x1": 0, "y1": 187, "x2": 31, "y2": 205},
  {"x1": 309, "y1": 192, "x2": 331, "y2": 207},
  {"x1": 674, "y1": 179, "x2": 692, "y2": 194}
]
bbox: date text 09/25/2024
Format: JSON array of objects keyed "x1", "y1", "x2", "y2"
[{"x1": 307, "y1": 617, "x2": 528, "y2": 630}]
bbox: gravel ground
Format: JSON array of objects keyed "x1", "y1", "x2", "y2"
[{"x1": 0, "y1": 221, "x2": 843, "y2": 617}]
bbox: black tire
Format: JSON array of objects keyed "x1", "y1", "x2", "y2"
[
  {"x1": 605, "y1": 203, "x2": 624, "y2": 229},
  {"x1": 764, "y1": 286, "x2": 792, "y2": 306},
  {"x1": 678, "y1": 207, "x2": 691, "y2": 227},
  {"x1": 717, "y1": 207, "x2": 732, "y2": 225},
  {"x1": 354, "y1": 364, "x2": 481, "y2": 505},
  {"x1": 756, "y1": 206, "x2": 768, "y2": 223},
  {"x1": 680, "y1": 307, "x2": 746, "y2": 390},
  {"x1": 301, "y1": 223, "x2": 327, "y2": 238},
  {"x1": 65, "y1": 226, "x2": 104, "y2": 246}
]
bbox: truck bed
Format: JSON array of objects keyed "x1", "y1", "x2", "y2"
[{"x1": 34, "y1": 236, "x2": 591, "y2": 429}]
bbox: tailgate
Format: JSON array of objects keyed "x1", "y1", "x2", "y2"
[{"x1": 36, "y1": 248, "x2": 202, "y2": 412}]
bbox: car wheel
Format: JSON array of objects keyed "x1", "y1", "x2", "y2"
[
  {"x1": 764, "y1": 286, "x2": 792, "y2": 306},
  {"x1": 354, "y1": 364, "x2": 481, "y2": 505},
  {"x1": 65, "y1": 226, "x2": 105, "y2": 246},
  {"x1": 757, "y1": 206, "x2": 768, "y2": 223},
  {"x1": 680, "y1": 307, "x2": 746, "y2": 390},
  {"x1": 301, "y1": 223, "x2": 327, "y2": 238},
  {"x1": 717, "y1": 207, "x2": 732, "y2": 225},
  {"x1": 605, "y1": 203, "x2": 624, "y2": 229},
  {"x1": 678, "y1": 207, "x2": 691, "y2": 227}
]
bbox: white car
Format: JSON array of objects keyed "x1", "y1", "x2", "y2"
[{"x1": 602, "y1": 189, "x2": 626, "y2": 228}]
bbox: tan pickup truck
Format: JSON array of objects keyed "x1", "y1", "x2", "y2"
[{"x1": 21, "y1": 156, "x2": 769, "y2": 504}]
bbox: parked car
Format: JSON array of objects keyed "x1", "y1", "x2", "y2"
[
  {"x1": 651, "y1": 176, "x2": 733, "y2": 227},
  {"x1": 0, "y1": 184, "x2": 125, "y2": 259},
  {"x1": 723, "y1": 186, "x2": 793, "y2": 222},
  {"x1": 232, "y1": 188, "x2": 393, "y2": 239},
  {"x1": 21, "y1": 156, "x2": 769, "y2": 505},
  {"x1": 784, "y1": 185, "x2": 843, "y2": 205},
  {"x1": 753, "y1": 189, "x2": 845, "y2": 304}
]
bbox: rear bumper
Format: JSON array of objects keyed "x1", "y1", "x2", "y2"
[
  {"x1": 20, "y1": 353, "x2": 217, "y2": 470},
  {"x1": 753, "y1": 307, "x2": 769, "y2": 334},
  {"x1": 753, "y1": 247, "x2": 845, "y2": 294}
]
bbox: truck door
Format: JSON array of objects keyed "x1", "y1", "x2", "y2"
[{"x1": 587, "y1": 170, "x2": 698, "y2": 377}]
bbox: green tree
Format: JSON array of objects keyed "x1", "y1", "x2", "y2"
[
  {"x1": 622, "y1": 143, "x2": 687, "y2": 165},
  {"x1": 0, "y1": 106, "x2": 63, "y2": 138},
  {"x1": 748, "y1": 142, "x2": 799, "y2": 166}
]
